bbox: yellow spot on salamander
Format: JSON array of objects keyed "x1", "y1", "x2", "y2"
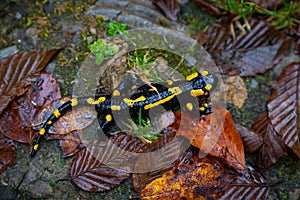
[
  {"x1": 106, "y1": 114, "x2": 112, "y2": 122},
  {"x1": 168, "y1": 87, "x2": 182, "y2": 95},
  {"x1": 204, "y1": 103, "x2": 209, "y2": 107},
  {"x1": 112, "y1": 90, "x2": 120, "y2": 96},
  {"x1": 47, "y1": 121, "x2": 52, "y2": 125},
  {"x1": 144, "y1": 86, "x2": 182, "y2": 110},
  {"x1": 166, "y1": 80, "x2": 173, "y2": 85},
  {"x1": 205, "y1": 84, "x2": 212, "y2": 91},
  {"x1": 186, "y1": 72, "x2": 199, "y2": 81},
  {"x1": 200, "y1": 70, "x2": 209, "y2": 76},
  {"x1": 123, "y1": 96, "x2": 146, "y2": 107},
  {"x1": 144, "y1": 94, "x2": 175, "y2": 110},
  {"x1": 53, "y1": 109, "x2": 61, "y2": 118},
  {"x1": 186, "y1": 103, "x2": 193, "y2": 111},
  {"x1": 33, "y1": 144, "x2": 39, "y2": 151},
  {"x1": 39, "y1": 128, "x2": 46, "y2": 135},
  {"x1": 190, "y1": 89, "x2": 204, "y2": 97},
  {"x1": 87, "y1": 97, "x2": 106, "y2": 105},
  {"x1": 199, "y1": 107, "x2": 205, "y2": 111},
  {"x1": 111, "y1": 105, "x2": 121, "y2": 110},
  {"x1": 131, "y1": 85, "x2": 137, "y2": 90},
  {"x1": 71, "y1": 98, "x2": 78, "y2": 107}
]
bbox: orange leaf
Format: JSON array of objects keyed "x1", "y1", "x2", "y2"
[
  {"x1": 140, "y1": 151, "x2": 236, "y2": 200},
  {"x1": 173, "y1": 104, "x2": 246, "y2": 170}
]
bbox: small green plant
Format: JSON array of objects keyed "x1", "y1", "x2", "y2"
[
  {"x1": 88, "y1": 39, "x2": 119, "y2": 65},
  {"x1": 211, "y1": 0, "x2": 300, "y2": 30},
  {"x1": 258, "y1": 1, "x2": 300, "y2": 29},
  {"x1": 107, "y1": 22, "x2": 127, "y2": 36},
  {"x1": 128, "y1": 108, "x2": 163, "y2": 143},
  {"x1": 127, "y1": 49, "x2": 165, "y2": 83}
]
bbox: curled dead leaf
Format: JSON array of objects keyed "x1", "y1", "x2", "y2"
[{"x1": 173, "y1": 104, "x2": 246, "y2": 170}]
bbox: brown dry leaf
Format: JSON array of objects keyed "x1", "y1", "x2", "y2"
[
  {"x1": 154, "y1": 0, "x2": 180, "y2": 21},
  {"x1": 252, "y1": 112, "x2": 287, "y2": 168},
  {"x1": 198, "y1": 18, "x2": 291, "y2": 76},
  {"x1": 0, "y1": 134, "x2": 15, "y2": 173},
  {"x1": 234, "y1": 122, "x2": 263, "y2": 153},
  {"x1": 140, "y1": 150, "x2": 236, "y2": 200},
  {"x1": 220, "y1": 165, "x2": 271, "y2": 199},
  {"x1": 222, "y1": 76, "x2": 248, "y2": 108},
  {"x1": 173, "y1": 104, "x2": 246, "y2": 170},
  {"x1": 59, "y1": 130, "x2": 85, "y2": 158},
  {"x1": 32, "y1": 97, "x2": 97, "y2": 135},
  {"x1": 70, "y1": 142, "x2": 129, "y2": 192},
  {"x1": 110, "y1": 125, "x2": 181, "y2": 173},
  {"x1": 193, "y1": 0, "x2": 226, "y2": 16},
  {"x1": 267, "y1": 62, "x2": 300, "y2": 157},
  {"x1": 0, "y1": 49, "x2": 60, "y2": 115},
  {"x1": 0, "y1": 72, "x2": 61, "y2": 143}
]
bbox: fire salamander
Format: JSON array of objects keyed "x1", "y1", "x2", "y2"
[{"x1": 30, "y1": 70, "x2": 214, "y2": 157}]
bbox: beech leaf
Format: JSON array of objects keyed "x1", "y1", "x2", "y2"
[
  {"x1": 220, "y1": 165, "x2": 272, "y2": 200},
  {"x1": 32, "y1": 97, "x2": 97, "y2": 135},
  {"x1": 70, "y1": 144, "x2": 129, "y2": 192},
  {"x1": 0, "y1": 72, "x2": 61, "y2": 143},
  {"x1": 0, "y1": 49, "x2": 60, "y2": 115},
  {"x1": 154, "y1": 0, "x2": 180, "y2": 21},
  {"x1": 174, "y1": 104, "x2": 246, "y2": 170},
  {"x1": 198, "y1": 19, "x2": 291, "y2": 76},
  {"x1": 252, "y1": 113, "x2": 287, "y2": 168},
  {"x1": 234, "y1": 122, "x2": 263, "y2": 153},
  {"x1": 267, "y1": 62, "x2": 300, "y2": 157}
]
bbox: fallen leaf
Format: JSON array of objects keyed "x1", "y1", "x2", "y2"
[
  {"x1": 0, "y1": 49, "x2": 60, "y2": 115},
  {"x1": 59, "y1": 130, "x2": 85, "y2": 158},
  {"x1": 140, "y1": 150, "x2": 236, "y2": 200},
  {"x1": 220, "y1": 164, "x2": 272, "y2": 200},
  {"x1": 32, "y1": 97, "x2": 97, "y2": 135},
  {"x1": 70, "y1": 143, "x2": 129, "y2": 192},
  {"x1": 234, "y1": 122, "x2": 263, "y2": 153},
  {"x1": 154, "y1": 0, "x2": 180, "y2": 21},
  {"x1": 252, "y1": 112, "x2": 287, "y2": 168},
  {"x1": 193, "y1": 0, "x2": 226, "y2": 16},
  {"x1": 0, "y1": 134, "x2": 15, "y2": 173},
  {"x1": 267, "y1": 62, "x2": 300, "y2": 157},
  {"x1": 198, "y1": 18, "x2": 291, "y2": 76},
  {"x1": 173, "y1": 104, "x2": 246, "y2": 170},
  {"x1": 0, "y1": 72, "x2": 61, "y2": 143}
]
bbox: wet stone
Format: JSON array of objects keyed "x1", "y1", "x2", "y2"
[{"x1": 86, "y1": 0, "x2": 189, "y2": 34}]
